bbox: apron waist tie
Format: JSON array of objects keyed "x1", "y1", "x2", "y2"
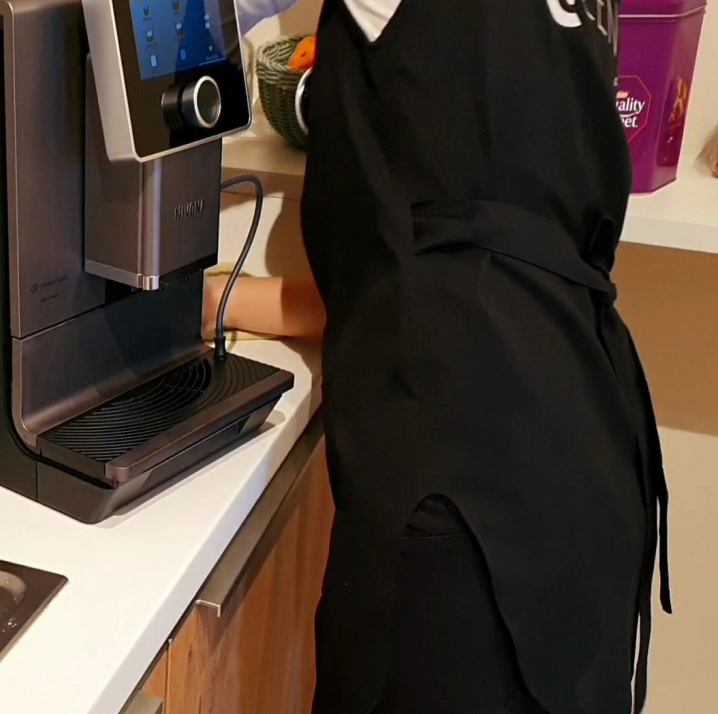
[{"x1": 414, "y1": 199, "x2": 672, "y2": 711}]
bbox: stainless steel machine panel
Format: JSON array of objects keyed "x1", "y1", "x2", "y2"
[
  {"x1": 85, "y1": 61, "x2": 222, "y2": 290},
  {"x1": 1, "y1": 0, "x2": 107, "y2": 339},
  {"x1": 11, "y1": 274, "x2": 203, "y2": 447},
  {"x1": 0, "y1": 0, "x2": 294, "y2": 523}
]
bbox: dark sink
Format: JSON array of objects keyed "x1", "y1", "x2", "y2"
[{"x1": 0, "y1": 561, "x2": 67, "y2": 663}]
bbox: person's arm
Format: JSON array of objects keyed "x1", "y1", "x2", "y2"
[
  {"x1": 237, "y1": 0, "x2": 302, "y2": 34},
  {"x1": 203, "y1": 274, "x2": 326, "y2": 340}
]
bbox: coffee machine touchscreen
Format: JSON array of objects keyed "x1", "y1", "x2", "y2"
[
  {"x1": 82, "y1": 0, "x2": 250, "y2": 160},
  {"x1": 130, "y1": 0, "x2": 227, "y2": 80}
]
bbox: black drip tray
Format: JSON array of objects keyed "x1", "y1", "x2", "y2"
[
  {"x1": 38, "y1": 352, "x2": 292, "y2": 486},
  {"x1": 44, "y1": 355, "x2": 276, "y2": 462}
]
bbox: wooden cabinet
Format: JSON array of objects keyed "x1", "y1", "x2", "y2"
[
  {"x1": 157, "y1": 440, "x2": 333, "y2": 714},
  {"x1": 141, "y1": 649, "x2": 168, "y2": 702}
]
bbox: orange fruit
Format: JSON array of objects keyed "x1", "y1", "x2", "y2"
[{"x1": 288, "y1": 36, "x2": 316, "y2": 71}]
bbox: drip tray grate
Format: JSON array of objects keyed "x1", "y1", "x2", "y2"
[{"x1": 39, "y1": 352, "x2": 288, "y2": 483}]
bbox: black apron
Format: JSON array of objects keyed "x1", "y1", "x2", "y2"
[{"x1": 300, "y1": 1, "x2": 672, "y2": 712}]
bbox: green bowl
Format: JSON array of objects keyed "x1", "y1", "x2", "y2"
[{"x1": 256, "y1": 36, "x2": 310, "y2": 151}]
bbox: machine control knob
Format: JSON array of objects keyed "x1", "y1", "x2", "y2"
[{"x1": 180, "y1": 76, "x2": 222, "y2": 129}]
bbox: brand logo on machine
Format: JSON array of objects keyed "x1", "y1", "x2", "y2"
[
  {"x1": 616, "y1": 76, "x2": 651, "y2": 143},
  {"x1": 30, "y1": 274, "x2": 69, "y2": 303},
  {"x1": 545, "y1": 0, "x2": 619, "y2": 55},
  {"x1": 174, "y1": 198, "x2": 206, "y2": 221}
]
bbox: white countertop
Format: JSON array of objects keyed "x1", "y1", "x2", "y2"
[{"x1": 0, "y1": 338, "x2": 321, "y2": 714}]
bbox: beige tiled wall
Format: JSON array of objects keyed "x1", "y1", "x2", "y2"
[
  {"x1": 615, "y1": 243, "x2": 718, "y2": 436},
  {"x1": 616, "y1": 243, "x2": 718, "y2": 713},
  {"x1": 641, "y1": 428, "x2": 718, "y2": 714}
]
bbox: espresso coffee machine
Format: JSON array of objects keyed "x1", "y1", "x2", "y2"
[{"x1": 0, "y1": 0, "x2": 293, "y2": 522}]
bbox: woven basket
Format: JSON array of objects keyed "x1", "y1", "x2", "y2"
[{"x1": 256, "y1": 36, "x2": 310, "y2": 151}]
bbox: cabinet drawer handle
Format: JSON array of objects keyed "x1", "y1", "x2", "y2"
[{"x1": 196, "y1": 408, "x2": 324, "y2": 616}]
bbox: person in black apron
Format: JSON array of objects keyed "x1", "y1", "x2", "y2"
[
  {"x1": 210, "y1": 0, "x2": 673, "y2": 711},
  {"x1": 300, "y1": 0, "x2": 672, "y2": 712}
]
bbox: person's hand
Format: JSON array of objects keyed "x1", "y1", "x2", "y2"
[{"x1": 202, "y1": 274, "x2": 229, "y2": 340}]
